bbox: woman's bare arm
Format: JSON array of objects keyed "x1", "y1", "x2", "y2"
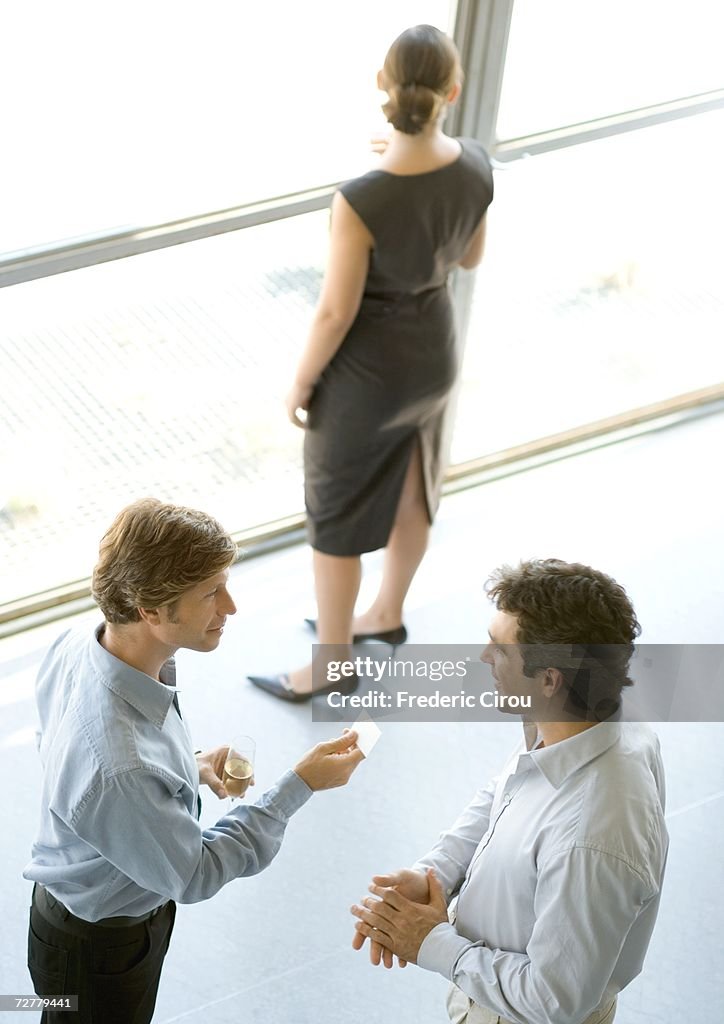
[
  {"x1": 286, "y1": 193, "x2": 372, "y2": 426},
  {"x1": 457, "y1": 214, "x2": 487, "y2": 270}
]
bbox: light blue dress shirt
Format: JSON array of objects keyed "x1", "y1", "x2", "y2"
[
  {"x1": 24, "y1": 624, "x2": 312, "y2": 922},
  {"x1": 414, "y1": 722, "x2": 668, "y2": 1024}
]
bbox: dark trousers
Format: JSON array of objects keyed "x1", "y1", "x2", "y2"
[{"x1": 28, "y1": 886, "x2": 176, "y2": 1024}]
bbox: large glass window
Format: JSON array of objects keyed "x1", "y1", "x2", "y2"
[
  {"x1": 451, "y1": 107, "x2": 724, "y2": 462},
  {"x1": 497, "y1": 0, "x2": 724, "y2": 140},
  {"x1": 1, "y1": 0, "x2": 452, "y2": 255},
  {"x1": 3, "y1": 1, "x2": 724, "y2": 617},
  {"x1": 0, "y1": 212, "x2": 330, "y2": 605}
]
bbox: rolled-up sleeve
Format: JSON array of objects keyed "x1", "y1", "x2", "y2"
[
  {"x1": 70, "y1": 768, "x2": 312, "y2": 912},
  {"x1": 418, "y1": 845, "x2": 656, "y2": 1024}
]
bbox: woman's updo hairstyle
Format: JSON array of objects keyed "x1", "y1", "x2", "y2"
[{"x1": 381, "y1": 24, "x2": 461, "y2": 136}]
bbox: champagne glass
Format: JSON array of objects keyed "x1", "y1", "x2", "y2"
[{"x1": 223, "y1": 735, "x2": 255, "y2": 801}]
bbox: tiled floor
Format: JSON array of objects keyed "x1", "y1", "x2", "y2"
[{"x1": 1, "y1": 409, "x2": 723, "y2": 1022}]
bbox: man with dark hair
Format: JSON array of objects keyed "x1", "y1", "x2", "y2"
[
  {"x1": 351, "y1": 559, "x2": 668, "y2": 1024},
  {"x1": 25, "y1": 499, "x2": 364, "y2": 1024},
  {"x1": 485, "y1": 558, "x2": 641, "y2": 723}
]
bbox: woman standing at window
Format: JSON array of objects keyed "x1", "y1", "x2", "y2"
[{"x1": 249, "y1": 24, "x2": 493, "y2": 700}]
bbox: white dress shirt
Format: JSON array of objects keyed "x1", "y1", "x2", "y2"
[{"x1": 414, "y1": 722, "x2": 668, "y2": 1024}]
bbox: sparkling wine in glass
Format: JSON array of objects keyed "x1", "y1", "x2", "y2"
[{"x1": 224, "y1": 735, "x2": 255, "y2": 800}]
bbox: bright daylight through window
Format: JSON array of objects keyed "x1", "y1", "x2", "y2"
[{"x1": 1, "y1": 0, "x2": 723, "y2": 615}]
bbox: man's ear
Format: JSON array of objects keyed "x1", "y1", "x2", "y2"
[
  {"x1": 541, "y1": 667, "x2": 565, "y2": 699},
  {"x1": 138, "y1": 606, "x2": 162, "y2": 626}
]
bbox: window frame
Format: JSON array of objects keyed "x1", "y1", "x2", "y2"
[{"x1": 2, "y1": 0, "x2": 723, "y2": 630}]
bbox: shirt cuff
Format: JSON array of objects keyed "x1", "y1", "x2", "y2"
[
  {"x1": 410, "y1": 860, "x2": 458, "y2": 901},
  {"x1": 262, "y1": 769, "x2": 313, "y2": 818},
  {"x1": 418, "y1": 922, "x2": 473, "y2": 979}
]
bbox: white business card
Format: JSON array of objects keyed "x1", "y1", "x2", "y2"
[{"x1": 352, "y1": 712, "x2": 382, "y2": 758}]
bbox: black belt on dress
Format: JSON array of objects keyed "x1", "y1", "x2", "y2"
[{"x1": 33, "y1": 884, "x2": 168, "y2": 932}]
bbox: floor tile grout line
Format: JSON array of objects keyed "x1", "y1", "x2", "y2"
[
  {"x1": 157, "y1": 949, "x2": 342, "y2": 1023},
  {"x1": 665, "y1": 788, "x2": 724, "y2": 820}
]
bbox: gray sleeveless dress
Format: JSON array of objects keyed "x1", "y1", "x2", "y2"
[{"x1": 304, "y1": 137, "x2": 493, "y2": 556}]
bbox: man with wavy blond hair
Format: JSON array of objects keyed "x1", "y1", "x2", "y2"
[{"x1": 25, "y1": 498, "x2": 363, "y2": 1024}]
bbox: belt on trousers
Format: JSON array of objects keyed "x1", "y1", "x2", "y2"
[{"x1": 34, "y1": 884, "x2": 168, "y2": 930}]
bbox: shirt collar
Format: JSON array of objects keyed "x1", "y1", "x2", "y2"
[
  {"x1": 525, "y1": 721, "x2": 622, "y2": 789},
  {"x1": 90, "y1": 623, "x2": 178, "y2": 729}
]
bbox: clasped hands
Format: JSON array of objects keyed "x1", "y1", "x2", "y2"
[{"x1": 350, "y1": 867, "x2": 449, "y2": 967}]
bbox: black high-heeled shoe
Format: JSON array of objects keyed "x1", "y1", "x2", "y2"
[
  {"x1": 247, "y1": 671, "x2": 359, "y2": 704},
  {"x1": 304, "y1": 618, "x2": 408, "y2": 648}
]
